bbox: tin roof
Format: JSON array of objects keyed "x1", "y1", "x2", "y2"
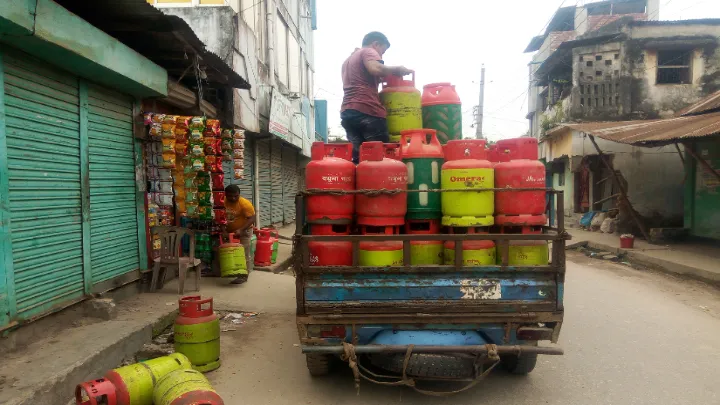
[
  {"x1": 55, "y1": 0, "x2": 251, "y2": 90},
  {"x1": 545, "y1": 112, "x2": 720, "y2": 146},
  {"x1": 679, "y1": 91, "x2": 720, "y2": 117}
]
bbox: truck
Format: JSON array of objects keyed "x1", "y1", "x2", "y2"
[{"x1": 292, "y1": 178, "x2": 568, "y2": 395}]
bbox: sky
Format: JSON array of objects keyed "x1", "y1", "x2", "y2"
[{"x1": 313, "y1": 0, "x2": 720, "y2": 142}]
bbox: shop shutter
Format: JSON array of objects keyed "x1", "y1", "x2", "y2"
[
  {"x1": 86, "y1": 84, "x2": 140, "y2": 285},
  {"x1": 224, "y1": 137, "x2": 255, "y2": 205},
  {"x1": 257, "y1": 139, "x2": 272, "y2": 226},
  {"x1": 282, "y1": 148, "x2": 298, "y2": 223},
  {"x1": 270, "y1": 140, "x2": 284, "y2": 224},
  {"x1": 3, "y1": 51, "x2": 85, "y2": 318}
]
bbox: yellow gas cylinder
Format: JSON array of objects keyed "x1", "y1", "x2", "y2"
[
  {"x1": 380, "y1": 74, "x2": 422, "y2": 142},
  {"x1": 174, "y1": 296, "x2": 221, "y2": 373},
  {"x1": 358, "y1": 241, "x2": 404, "y2": 266},
  {"x1": 441, "y1": 140, "x2": 494, "y2": 227},
  {"x1": 507, "y1": 241, "x2": 549, "y2": 265},
  {"x1": 218, "y1": 234, "x2": 247, "y2": 278},
  {"x1": 75, "y1": 353, "x2": 192, "y2": 405},
  {"x1": 406, "y1": 219, "x2": 443, "y2": 265},
  {"x1": 153, "y1": 369, "x2": 224, "y2": 405},
  {"x1": 444, "y1": 240, "x2": 496, "y2": 266}
]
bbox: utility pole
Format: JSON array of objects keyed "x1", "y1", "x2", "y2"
[{"x1": 475, "y1": 64, "x2": 485, "y2": 139}]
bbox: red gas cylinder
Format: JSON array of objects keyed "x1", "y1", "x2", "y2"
[
  {"x1": 495, "y1": 213, "x2": 547, "y2": 229},
  {"x1": 487, "y1": 143, "x2": 510, "y2": 166},
  {"x1": 358, "y1": 224, "x2": 401, "y2": 235},
  {"x1": 254, "y1": 229, "x2": 273, "y2": 266},
  {"x1": 383, "y1": 143, "x2": 402, "y2": 160},
  {"x1": 494, "y1": 137, "x2": 546, "y2": 216},
  {"x1": 305, "y1": 142, "x2": 355, "y2": 222},
  {"x1": 308, "y1": 224, "x2": 352, "y2": 266},
  {"x1": 356, "y1": 142, "x2": 408, "y2": 226}
]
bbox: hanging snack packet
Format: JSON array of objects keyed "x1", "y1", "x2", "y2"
[
  {"x1": 233, "y1": 149, "x2": 244, "y2": 159},
  {"x1": 174, "y1": 127, "x2": 189, "y2": 142},
  {"x1": 160, "y1": 152, "x2": 176, "y2": 169},
  {"x1": 196, "y1": 174, "x2": 211, "y2": 192},
  {"x1": 143, "y1": 113, "x2": 154, "y2": 125},
  {"x1": 189, "y1": 129, "x2": 204, "y2": 142},
  {"x1": 188, "y1": 116, "x2": 205, "y2": 130},
  {"x1": 149, "y1": 124, "x2": 162, "y2": 138},
  {"x1": 212, "y1": 192, "x2": 226, "y2": 207},
  {"x1": 175, "y1": 116, "x2": 191, "y2": 128},
  {"x1": 211, "y1": 173, "x2": 225, "y2": 190},
  {"x1": 175, "y1": 142, "x2": 188, "y2": 157},
  {"x1": 190, "y1": 156, "x2": 205, "y2": 172},
  {"x1": 204, "y1": 137, "x2": 219, "y2": 155},
  {"x1": 220, "y1": 138, "x2": 233, "y2": 152},
  {"x1": 151, "y1": 114, "x2": 166, "y2": 124},
  {"x1": 222, "y1": 150, "x2": 233, "y2": 162},
  {"x1": 206, "y1": 119, "x2": 221, "y2": 134},
  {"x1": 233, "y1": 159, "x2": 244, "y2": 170},
  {"x1": 233, "y1": 138, "x2": 245, "y2": 149},
  {"x1": 161, "y1": 124, "x2": 176, "y2": 139},
  {"x1": 233, "y1": 129, "x2": 245, "y2": 139},
  {"x1": 234, "y1": 169, "x2": 244, "y2": 180},
  {"x1": 198, "y1": 191, "x2": 212, "y2": 206},
  {"x1": 221, "y1": 129, "x2": 233, "y2": 139},
  {"x1": 161, "y1": 138, "x2": 176, "y2": 153},
  {"x1": 189, "y1": 142, "x2": 205, "y2": 157}
]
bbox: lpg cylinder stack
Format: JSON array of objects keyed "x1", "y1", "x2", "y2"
[{"x1": 493, "y1": 137, "x2": 549, "y2": 266}]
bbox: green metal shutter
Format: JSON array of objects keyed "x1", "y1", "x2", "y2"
[
  {"x1": 224, "y1": 137, "x2": 255, "y2": 205},
  {"x1": 282, "y1": 147, "x2": 297, "y2": 223},
  {"x1": 257, "y1": 139, "x2": 272, "y2": 226},
  {"x1": 271, "y1": 140, "x2": 284, "y2": 224},
  {"x1": 86, "y1": 84, "x2": 139, "y2": 285},
  {"x1": 3, "y1": 51, "x2": 85, "y2": 319}
]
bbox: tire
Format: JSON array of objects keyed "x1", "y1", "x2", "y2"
[
  {"x1": 501, "y1": 353, "x2": 538, "y2": 375},
  {"x1": 370, "y1": 353, "x2": 475, "y2": 379},
  {"x1": 305, "y1": 353, "x2": 331, "y2": 377}
]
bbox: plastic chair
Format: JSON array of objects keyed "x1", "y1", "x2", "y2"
[{"x1": 150, "y1": 226, "x2": 202, "y2": 294}]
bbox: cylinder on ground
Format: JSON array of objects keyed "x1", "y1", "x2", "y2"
[
  {"x1": 401, "y1": 129, "x2": 444, "y2": 220},
  {"x1": 305, "y1": 142, "x2": 355, "y2": 222},
  {"x1": 359, "y1": 241, "x2": 403, "y2": 267},
  {"x1": 494, "y1": 137, "x2": 546, "y2": 216},
  {"x1": 75, "y1": 353, "x2": 192, "y2": 405},
  {"x1": 356, "y1": 142, "x2": 408, "y2": 226},
  {"x1": 441, "y1": 140, "x2": 494, "y2": 227},
  {"x1": 380, "y1": 74, "x2": 422, "y2": 142},
  {"x1": 153, "y1": 369, "x2": 224, "y2": 405},
  {"x1": 421, "y1": 83, "x2": 462, "y2": 144},
  {"x1": 174, "y1": 296, "x2": 221, "y2": 373}
]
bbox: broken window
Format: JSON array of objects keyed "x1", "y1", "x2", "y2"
[
  {"x1": 586, "y1": 61, "x2": 593, "y2": 67},
  {"x1": 605, "y1": 60, "x2": 612, "y2": 66},
  {"x1": 656, "y1": 50, "x2": 692, "y2": 84}
]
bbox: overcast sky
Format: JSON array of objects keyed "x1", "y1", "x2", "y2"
[{"x1": 313, "y1": 0, "x2": 720, "y2": 142}]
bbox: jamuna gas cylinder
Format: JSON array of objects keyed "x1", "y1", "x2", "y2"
[
  {"x1": 443, "y1": 228, "x2": 496, "y2": 266},
  {"x1": 218, "y1": 235, "x2": 247, "y2": 277},
  {"x1": 308, "y1": 224, "x2": 352, "y2": 266},
  {"x1": 421, "y1": 83, "x2": 462, "y2": 144},
  {"x1": 401, "y1": 129, "x2": 444, "y2": 220},
  {"x1": 305, "y1": 142, "x2": 355, "y2": 222},
  {"x1": 358, "y1": 241, "x2": 404, "y2": 267},
  {"x1": 495, "y1": 137, "x2": 546, "y2": 216},
  {"x1": 75, "y1": 353, "x2": 192, "y2": 405},
  {"x1": 406, "y1": 219, "x2": 443, "y2": 265},
  {"x1": 441, "y1": 140, "x2": 494, "y2": 227},
  {"x1": 380, "y1": 74, "x2": 422, "y2": 142},
  {"x1": 153, "y1": 369, "x2": 224, "y2": 405},
  {"x1": 174, "y1": 296, "x2": 221, "y2": 373},
  {"x1": 356, "y1": 142, "x2": 408, "y2": 226}
]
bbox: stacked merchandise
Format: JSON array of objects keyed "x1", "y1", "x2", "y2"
[
  {"x1": 145, "y1": 113, "x2": 176, "y2": 260},
  {"x1": 190, "y1": 117, "x2": 213, "y2": 263},
  {"x1": 232, "y1": 129, "x2": 245, "y2": 180}
]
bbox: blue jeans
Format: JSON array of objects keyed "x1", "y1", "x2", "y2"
[{"x1": 341, "y1": 109, "x2": 389, "y2": 163}]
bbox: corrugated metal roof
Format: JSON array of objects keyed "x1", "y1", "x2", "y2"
[
  {"x1": 55, "y1": 0, "x2": 251, "y2": 90},
  {"x1": 679, "y1": 91, "x2": 720, "y2": 117},
  {"x1": 545, "y1": 112, "x2": 720, "y2": 146}
]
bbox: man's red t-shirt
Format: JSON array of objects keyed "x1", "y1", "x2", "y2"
[{"x1": 341, "y1": 48, "x2": 386, "y2": 118}]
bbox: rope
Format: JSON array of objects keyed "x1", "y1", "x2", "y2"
[
  {"x1": 302, "y1": 187, "x2": 554, "y2": 196},
  {"x1": 340, "y1": 343, "x2": 502, "y2": 397}
]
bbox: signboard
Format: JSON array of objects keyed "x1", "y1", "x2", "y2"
[{"x1": 269, "y1": 89, "x2": 292, "y2": 140}]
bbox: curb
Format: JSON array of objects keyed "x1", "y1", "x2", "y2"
[
  {"x1": 4, "y1": 308, "x2": 178, "y2": 405},
  {"x1": 568, "y1": 240, "x2": 720, "y2": 286}
]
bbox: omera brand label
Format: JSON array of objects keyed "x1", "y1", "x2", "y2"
[
  {"x1": 450, "y1": 176, "x2": 485, "y2": 182},
  {"x1": 322, "y1": 175, "x2": 353, "y2": 184}
]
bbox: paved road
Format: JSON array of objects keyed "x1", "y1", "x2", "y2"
[{"x1": 207, "y1": 252, "x2": 720, "y2": 404}]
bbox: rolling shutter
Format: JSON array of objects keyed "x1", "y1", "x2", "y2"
[
  {"x1": 257, "y1": 139, "x2": 272, "y2": 227},
  {"x1": 86, "y1": 84, "x2": 140, "y2": 285},
  {"x1": 270, "y1": 140, "x2": 284, "y2": 224},
  {"x1": 282, "y1": 147, "x2": 298, "y2": 223},
  {"x1": 3, "y1": 51, "x2": 85, "y2": 318}
]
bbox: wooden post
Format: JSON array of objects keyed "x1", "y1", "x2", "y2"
[
  {"x1": 674, "y1": 143, "x2": 685, "y2": 164},
  {"x1": 684, "y1": 142, "x2": 720, "y2": 183},
  {"x1": 588, "y1": 135, "x2": 652, "y2": 242}
]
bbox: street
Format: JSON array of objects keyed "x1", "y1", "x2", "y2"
[{"x1": 206, "y1": 252, "x2": 720, "y2": 404}]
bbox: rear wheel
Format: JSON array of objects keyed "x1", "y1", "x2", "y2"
[
  {"x1": 501, "y1": 353, "x2": 538, "y2": 375},
  {"x1": 305, "y1": 353, "x2": 331, "y2": 377}
]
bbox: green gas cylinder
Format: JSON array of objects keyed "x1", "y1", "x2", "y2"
[
  {"x1": 218, "y1": 234, "x2": 247, "y2": 277},
  {"x1": 422, "y1": 83, "x2": 462, "y2": 144},
  {"x1": 380, "y1": 74, "x2": 422, "y2": 143},
  {"x1": 400, "y1": 129, "x2": 444, "y2": 220}
]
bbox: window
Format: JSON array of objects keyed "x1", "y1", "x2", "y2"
[
  {"x1": 307, "y1": 65, "x2": 313, "y2": 98},
  {"x1": 275, "y1": 15, "x2": 289, "y2": 85},
  {"x1": 288, "y1": 34, "x2": 301, "y2": 93},
  {"x1": 557, "y1": 171, "x2": 565, "y2": 187},
  {"x1": 595, "y1": 55, "x2": 602, "y2": 61},
  {"x1": 241, "y1": 0, "x2": 266, "y2": 61},
  {"x1": 656, "y1": 50, "x2": 692, "y2": 84},
  {"x1": 605, "y1": 60, "x2": 612, "y2": 66},
  {"x1": 586, "y1": 61, "x2": 593, "y2": 67}
]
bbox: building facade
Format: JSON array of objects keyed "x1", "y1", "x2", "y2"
[
  {"x1": 524, "y1": 0, "x2": 720, "y2": 228},
  {"x1": 148, "y1": 0, "x2": 319, "y2": 226}
]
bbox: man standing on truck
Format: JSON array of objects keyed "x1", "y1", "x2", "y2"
[{"x1": 341, "y1": 31, "x2": 414, "y2": 163}]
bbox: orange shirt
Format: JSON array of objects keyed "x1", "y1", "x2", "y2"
[{"x1": 225, "y1": 197, "x2": 255, "y2": 233}]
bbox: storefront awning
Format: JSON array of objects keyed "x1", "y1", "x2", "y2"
[{"x1": 55, "y1": 0, "x2": 251, "y2": 91}]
